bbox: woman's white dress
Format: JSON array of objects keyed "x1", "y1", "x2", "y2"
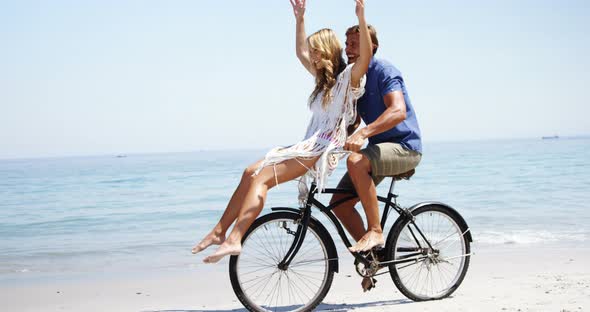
[{"x1": 254, "y1": 64, "x2": 366, "y2": 204}]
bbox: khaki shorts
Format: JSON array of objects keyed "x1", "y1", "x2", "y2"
[{"x1": 336, "y1": 142, "x2": 422, "y2": 189}]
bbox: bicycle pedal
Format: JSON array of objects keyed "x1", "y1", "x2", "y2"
[{"x1": 361, "y1": 277, "x2": 377, "y2": 292}]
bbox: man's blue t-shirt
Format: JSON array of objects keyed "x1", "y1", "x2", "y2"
[{"x1": 357, "y1": 58, "x2": 422, "y2": 154}]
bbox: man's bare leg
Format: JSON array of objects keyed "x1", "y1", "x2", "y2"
[
  {"x1": 347, "y1": 152, "x2": 384, "y2": 252},
  {"x1": 331, "y1": 194, "x2": 365, "y2": 242}
]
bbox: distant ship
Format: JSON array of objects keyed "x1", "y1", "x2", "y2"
[{"x1": 542, "y1": 135, "x2": 559, "y2": 140}]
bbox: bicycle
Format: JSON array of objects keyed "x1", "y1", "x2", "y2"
[{"x1": 228, "y1": 169, "x2": 473, "y2": 312}]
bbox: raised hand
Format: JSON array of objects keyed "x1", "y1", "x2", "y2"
[
  {"x1": 349, "y1": 0, "x2": 371, "y2": 91},
  {"x1": 290, "y1": 0, "x2": 306, "y2": 20},
  {"x1": 355, "y1": 0, "x2": 365, "y2": 19}
]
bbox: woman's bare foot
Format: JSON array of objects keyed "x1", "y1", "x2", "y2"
[
  {"x1": 191, "y1": 232, "x2": 225, "y2": 254},
  {"x1": 349, "y1": 230, "x2": 385, "y2": 253},
  {"x1": 203, "y1": 242, "x2": 242, "y2": 264}
]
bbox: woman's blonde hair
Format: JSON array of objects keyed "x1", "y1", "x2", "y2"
[{"x1": 307, "y1": 28, "x2": 346, "y2": 110}]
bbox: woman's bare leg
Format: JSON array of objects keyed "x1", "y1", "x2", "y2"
[
  {"x1": 192, "y1": 160, "x2": 264, "y2": 254},
  {"x1": 203, "y1": 156, "x2": 319, "y2": 264}
]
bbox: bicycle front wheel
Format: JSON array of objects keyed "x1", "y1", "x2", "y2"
[
  {"x1": 386, "y1": 204, "x2": 471, "y2": 301},
  {"x1": 229, "y1": 211, "x2": 336, "y2": 312}
]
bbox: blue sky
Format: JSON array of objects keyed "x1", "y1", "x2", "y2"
[{"x1": 1, "y1": 0, "x2": 589, "y2": 159}]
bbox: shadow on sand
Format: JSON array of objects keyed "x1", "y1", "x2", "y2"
[{"x1": 145, "y1": 298, "x2": 412, "y2": 312}]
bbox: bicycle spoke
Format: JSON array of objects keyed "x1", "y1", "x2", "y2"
[
  {"x1": 390, "y1": 207, "x2": 470, "y2": 300},
  {"x1": 290, "y1": 257, "x2": 331, "y2": 267},
  {"x1": 439, "y1": 253, "x2": 471, "y2": 262},
  {"x1": 240, "y1": 266, "x2": 279, "y2": 277},
  {"x1": 289, "y1": 268, "x2": 320, "y2": 295},
  {"x1": 245, "y1": 271, "x2": 277, "y2": 295},
  {"x1": 435, "y1": 229, "x2": 470, "y2": 252},
  {"x1": 263, "y1": 273, "x2": 280, "y2": 307},
  {"x1": 253, "y1": 270, "x2": 280, "y2": 303},
  {"x1": 233, "y1": 216, "x2": 331, "y2": 311}
]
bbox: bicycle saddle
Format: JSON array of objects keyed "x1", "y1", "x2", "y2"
[{"x1": 389, "y1": 169, "x2": 415, "y2": 181}]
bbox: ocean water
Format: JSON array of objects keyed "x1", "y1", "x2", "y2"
[{"x1": 1, "y1": 138, "x2": 589, "y2": 282}]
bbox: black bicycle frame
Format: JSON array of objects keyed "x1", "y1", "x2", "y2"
[{"x1": 278, "y1": 180, "x2": 410, "y2": 269}]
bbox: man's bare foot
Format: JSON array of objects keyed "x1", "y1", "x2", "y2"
[
  {"x1": 191, "y1": 232, "x2": 225, "y2": 254},
  {"x1": 203, "y1": 242, "x2": 241, "y2": 264},
  {"x1": 349, "y1": 230, "x2": 384, "y2": 253}
]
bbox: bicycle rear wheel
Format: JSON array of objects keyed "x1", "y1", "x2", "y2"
[
  {"x1": 386, "y1": 204, "x2": 471, "y2": 301},
  {"x1": 229, "y1": 211, "x2": 336, "y2": 312}
]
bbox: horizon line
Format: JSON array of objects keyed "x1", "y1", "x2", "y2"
[{"x1": 1, "y1": 134, "x2": 589, "y2": 162}]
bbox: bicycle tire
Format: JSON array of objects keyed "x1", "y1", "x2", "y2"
[
  {"x1": 386, "y1": 204, "x2": 471, "y2": 301},
  {"x1": 229, "y1": 211, "x2": 336, "y2": 312}
]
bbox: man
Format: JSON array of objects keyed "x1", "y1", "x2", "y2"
[{"x1": 333, "y1": 25, "x2": 423, "y2": 252}]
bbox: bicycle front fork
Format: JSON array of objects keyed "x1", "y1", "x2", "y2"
[{"x1": 277, "y1": 187, "x2": 316, "y2": 270}]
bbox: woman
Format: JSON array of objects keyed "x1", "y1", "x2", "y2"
[{"x1": 193, "y1": 0, "x2": 373, "y2": 264}]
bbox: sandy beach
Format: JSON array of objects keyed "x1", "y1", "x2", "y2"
[{"x1": 3, "y1": 243, "x2": 589, "y2": 312}]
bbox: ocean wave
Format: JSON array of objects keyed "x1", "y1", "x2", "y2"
[
  {"x1": 475, "y1": 229, "x2": 589, "y2": 245},
  {"x1": 98, "y1": 177, "x2": 148, "y2": 184}
]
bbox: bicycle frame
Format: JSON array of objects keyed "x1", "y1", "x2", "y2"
[{"x1": 276, "y1": 179, "x2": 418, "y2": 270}]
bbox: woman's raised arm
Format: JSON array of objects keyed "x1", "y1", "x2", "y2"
[
  {"x1": 290, "y1": 0, "x2": 315, "y2": 76},
  {"x1": 350, "y1": 0, "x2": 372, "y2": 87}
]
